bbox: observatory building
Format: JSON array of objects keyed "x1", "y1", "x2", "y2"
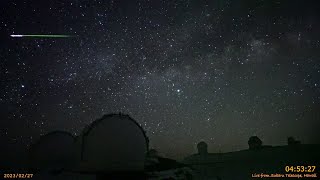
[
  {"x1": 27, "y1": 113, "x2": 195, "y2": 179},
  {"x1": 74, "y1": 113, "x2": 149, "y2": 174},
  {"x1": 28, "y1": 131, "x2": 76, "y2": 170}
]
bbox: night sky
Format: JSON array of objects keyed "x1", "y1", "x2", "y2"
[{"x1": 1, "y1": 0, "x2": 320, "y2": 159}]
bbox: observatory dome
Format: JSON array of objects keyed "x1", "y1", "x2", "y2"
[
  {"x1": 29, "y1": 131, "x2": 76, "y2": 170},
  {"x1": 75, "y1": 113, "x2": 149, "y2": 173}
]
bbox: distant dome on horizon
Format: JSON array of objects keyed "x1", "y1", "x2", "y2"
[{"x1": 29, "y1": 131, "x2": 76, "y2": 170}]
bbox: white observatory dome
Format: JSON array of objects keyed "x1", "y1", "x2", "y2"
[{"x1": 75, "y1": 113, "x2": 149, "y2": 173}]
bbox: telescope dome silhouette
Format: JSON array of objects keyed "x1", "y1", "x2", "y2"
[
  {"x1": 28, "y1": 131, "x2": 76, "y2": 170},
  {"x1": 74, "y1": 113, "x2": 149, "y2": 173}
]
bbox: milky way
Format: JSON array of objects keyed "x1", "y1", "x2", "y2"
[{"x1": 1, "y1": 0, "x2": 320, "y2": 158}]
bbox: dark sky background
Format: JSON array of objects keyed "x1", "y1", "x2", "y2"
[{"x1": 1, "y1": 0, "x2": 320, "y2": 159}]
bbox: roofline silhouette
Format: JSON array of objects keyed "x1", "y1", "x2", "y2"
[
  {"x1": 80, "y1": 113, "x2": 150, "y2": 161},
  {"x1": 29, "y1": 130, "x2": 75, "y2": 150}
]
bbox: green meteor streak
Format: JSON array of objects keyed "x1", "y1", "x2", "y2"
[
  {"x1": 25, "y1": 35, "x2": 71, "y2": 38},
  {"x1": 10, "y1": 34, "x2": 73, "y2": 38}
]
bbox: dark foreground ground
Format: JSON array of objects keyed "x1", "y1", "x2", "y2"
[{"x1": 1, "y1": 144, "x2": 319, "y2": 179}]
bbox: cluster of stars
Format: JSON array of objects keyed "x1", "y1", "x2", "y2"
[{"x1": 1, "y1": 0, "x2": 320, "y2": 158}]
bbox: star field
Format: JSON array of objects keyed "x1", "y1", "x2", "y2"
[{"x1": 1, "y1": 0, "x2": 320, "y2": 158}]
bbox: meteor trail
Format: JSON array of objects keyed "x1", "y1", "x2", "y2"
[{"x1": 10, "y1": 34, "x2": 72, "y2": 38}]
